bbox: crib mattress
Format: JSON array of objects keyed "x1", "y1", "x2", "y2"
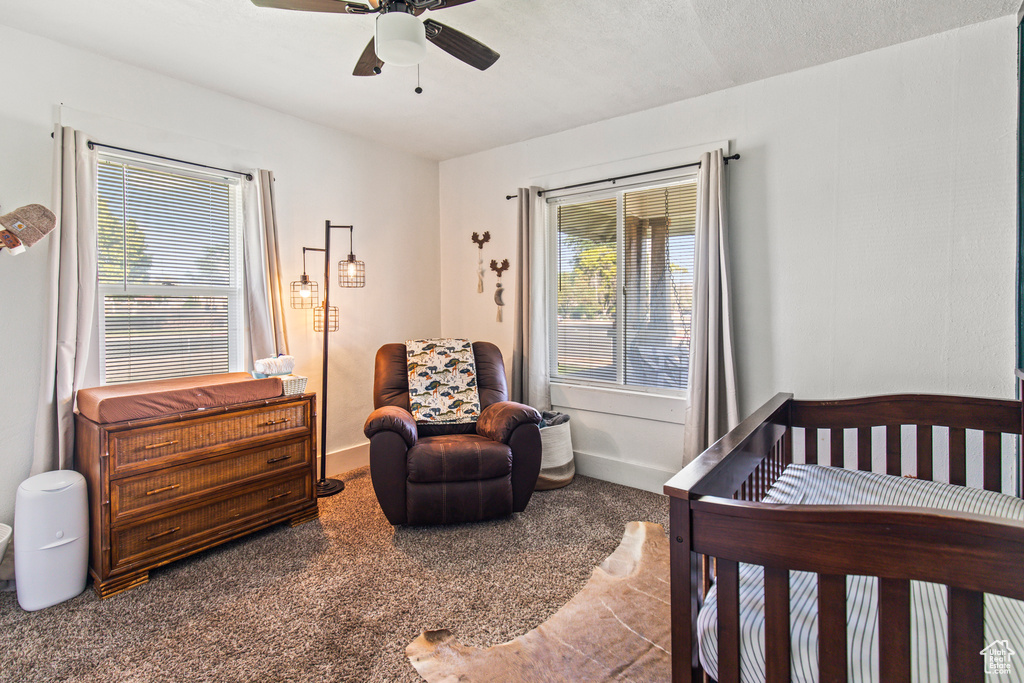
[{"x1": 697, "y1": 464, "x2": 1024, "y2": 682}]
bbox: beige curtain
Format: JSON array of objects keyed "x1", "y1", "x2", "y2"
[
  {"x1": 511, "y1": 187, "x2": 550, "y2": 410},
  {"x1": 31, "y1": 126, "x2": 98, "y2": 474},
  {"x1": 242, "y1": 169, "x2": 289, "y2": 362},
  {"x1": 682, "y1": 150, "x2": 739, "y2": 465}
]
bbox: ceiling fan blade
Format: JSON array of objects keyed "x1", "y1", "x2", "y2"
[
  {"x1": 251, "y1": 0, "x2": 365, "y2": 13},
  {"x1": 353, "y1": 37, "x2": 384, "y2": 76},
  {"x1": 427, "y1": 0, "x2": 477, "y2": 9},
  {"x1": 423, "y1": 19, "x2": 499, "y2": 70}
]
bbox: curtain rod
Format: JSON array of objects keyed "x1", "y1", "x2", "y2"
[
  {"x1": 504, "y1": 153, "x2": 740, "y2": 200},
  {"x1": 85, "y1": 140, "x2": 254, "y2": 181}
]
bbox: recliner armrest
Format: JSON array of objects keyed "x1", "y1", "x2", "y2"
[
  {"x1": 477, "y1": 401, "x2": 541, "y2": 444},
  {"x1": 364, "y1": 406, "x2": 418, "y2": 447}
]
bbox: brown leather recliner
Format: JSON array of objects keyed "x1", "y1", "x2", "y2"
[{"x1": 363, "y1": 342, "x2": 542, "y2": 526}]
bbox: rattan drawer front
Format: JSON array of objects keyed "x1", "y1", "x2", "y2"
[
  {"x1": 111, "y1": 440, "x2": 310, "y2": 520},
  {"x1": 112, "y1": 473, "x2": 311, "y2": 566},
  {"x1": 109, "y1": 402, "x2": 308, "y2": 472}
]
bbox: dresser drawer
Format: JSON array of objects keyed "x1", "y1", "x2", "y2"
[
  {"x1": 111, "y1": 440, "x2": 311, "y2": 522},
  {"x1": 109, "y1": 401, "x2": 308, "y2": 474},
  {"x1": 112, "y1": 472, "x2": 312, "y2": 567}
]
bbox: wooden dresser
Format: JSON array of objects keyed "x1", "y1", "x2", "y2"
[{"x1": 75, "y1": 393, "x2": 318, "y2": 598}]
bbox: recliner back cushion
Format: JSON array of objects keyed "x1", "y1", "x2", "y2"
[{"x1": 373, "y1": 341, "x2": 509, "y2": 437}]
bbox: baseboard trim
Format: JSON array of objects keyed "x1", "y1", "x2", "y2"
[
  {"x1": 321, "y1": 444, "x2": 676, "y2": 494},
  {"x1": 573, "y1": 451, "x2": 675, "y2": 495},
  {"x1": 322, "y1": 442, "x2": 370, "y2": 478}
]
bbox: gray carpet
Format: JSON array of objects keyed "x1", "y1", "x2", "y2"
[{"x1": 0, "y1": 468, "x2": 668, "y2": 682}]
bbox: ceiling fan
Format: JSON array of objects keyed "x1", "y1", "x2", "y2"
[{"x1": 251, "y1": 0, "x2": 499, "y2": 76}]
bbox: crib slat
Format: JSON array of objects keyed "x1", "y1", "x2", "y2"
[
  {"x1": 717, "y1": 559, "x2": 741, "y2": 683},
  {"x1": 817, "y1": 574, "x2": 847, "y2": 683},
  {"x1": 805, "y1": 428, "x2": 818, "y2": 465},
  {"x1": 857, "y1": 427, "x2": 871, "y2": 471},
  {"x1": 886, "y1": 425, "x2": 901, "y2": 475},
  {"x1": 948, "y1": 586, "x2": 983, "y2": 683},
  {"x1": 764, "y1": 567, "x2": 791, "y2": 683},
  {"x1": 916, "y1": 425, "x2": 933, "y2": 481},
  {"x1": 830, "y1": 428, "x2": 844, "y2": 467},
  {"x1": 949, "y1": 427, "x2": 967, "y2": 486},
  {"x1": 878, "y1": 578, "x2": 911, "y2": 683},
  {"x1": 983, "y1": 431, "x2": 1002, "y2": 492}
]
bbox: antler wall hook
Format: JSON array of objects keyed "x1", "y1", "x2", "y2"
[
  {"x1": 490, "y1": 258, "x2": 510, "y2": 277},
  {"x1": 471, "y1": 231, "x2": 491, "y2": 249}
]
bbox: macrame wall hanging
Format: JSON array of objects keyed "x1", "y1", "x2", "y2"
[
  {"x1": 471, "y1": 231, "x2": 491, "y2": 293},
  {"x1": 490, "y1": 258, "x2": 509, "y2": 322}
]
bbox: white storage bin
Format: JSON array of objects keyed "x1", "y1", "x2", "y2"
[{"x1": 15, "y1": 470, "x2": 88, "y2": 611}]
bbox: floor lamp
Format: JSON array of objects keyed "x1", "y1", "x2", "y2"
[{"x1": 290, "y1": 221, "x2": 365, "y2": 497}]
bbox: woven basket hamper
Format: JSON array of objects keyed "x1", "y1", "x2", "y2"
[{"x1": 536, "y1": 419, "x2": 575, "y2": 490}]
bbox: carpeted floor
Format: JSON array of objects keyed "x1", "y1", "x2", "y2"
[{"x1": 0, "y1": 468, "x2": 668, "y2": 682}]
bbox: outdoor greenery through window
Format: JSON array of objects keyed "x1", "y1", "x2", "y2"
[
  {"x1": 552, "y1": 178, "x2": 697, "y2": 391},
  {"x1": 97, "y1": 155, "x2": 243, "y2": 384}
]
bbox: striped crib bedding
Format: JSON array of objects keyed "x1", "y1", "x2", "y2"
[{"x1": 697, "y1": 464, "x2": 1024, "y2": 682}]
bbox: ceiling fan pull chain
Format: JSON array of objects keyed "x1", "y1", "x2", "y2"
[{"x1": 415, "y1": 64, "x2": 423, "y2": 94}]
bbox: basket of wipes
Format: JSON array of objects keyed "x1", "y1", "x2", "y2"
[{"x1": 253, "y1": 356, "x2": 307, "y2": 395}]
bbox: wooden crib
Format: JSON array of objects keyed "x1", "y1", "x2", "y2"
[{"x1": 663, "y1": 379, "x2": 1024, "y2": 683}]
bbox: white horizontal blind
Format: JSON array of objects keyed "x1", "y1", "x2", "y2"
[
  {"x1": 555, "y1": 196, "x2": 618, "y2": 382},
  {"x1": 623, "y1": 182, "x2": 696, "y2": 389},
  {"x1": 97, "y1": 156, "x2": 243, "y2": 384},
  {"x1": 552, "y1": 178, "x2": 697, "y2": 392},
  {"x1": 103, "y1": 296, "x2": 231, "y2": 383}
]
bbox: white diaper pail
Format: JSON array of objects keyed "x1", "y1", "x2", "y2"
[{"x1": 14, "y1": 470, "x2": 88, "y2": 611}]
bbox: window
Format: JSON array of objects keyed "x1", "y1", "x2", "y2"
[
  {"x1": 550, "y1": 177, "x2": 697, "y2": 392},
  {"x1": 96, "y1": 155, "x2": 244, "y2": 384}
]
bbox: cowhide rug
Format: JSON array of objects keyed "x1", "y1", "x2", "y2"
[{"x1": 406, "y1": 521, "x2": 670, "y2": 682}]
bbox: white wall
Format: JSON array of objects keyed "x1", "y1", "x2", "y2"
[
  {"x1": 0, "y1": 25, "x2": 441, "y2": 533},
  {"x1": 438, "y1": 16, "x2": 1019, "y2": 490}
]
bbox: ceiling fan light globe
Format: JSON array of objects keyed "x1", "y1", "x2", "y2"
[{"x1": 375, "y1": 11, "x2": 427, "y2": 67}]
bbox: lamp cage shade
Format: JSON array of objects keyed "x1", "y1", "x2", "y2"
[
  {"x1": 375, "y1": 11, "x2": 427, "y2": 67},
  {"x1": 313, "y1": 305, "x2": 340, "y2": 333},
  {"x1": 339, "y1": 257, "x2": 365, "y2": 288},
  {"x1": 290, "y1": 275, "x2": 320, "y2": 309}
]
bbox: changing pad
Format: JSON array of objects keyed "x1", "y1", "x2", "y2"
[{"x1": 77, "y1": 372, "x2": 284, "y2": 424}]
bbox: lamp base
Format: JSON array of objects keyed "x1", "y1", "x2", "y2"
[{"x1": 316, "y1": 478, "x2": 345, "y2": 497}]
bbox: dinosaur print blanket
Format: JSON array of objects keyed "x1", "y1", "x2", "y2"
[{"x1": 406, "y1": 339, "x2": 481, "y2": 424}]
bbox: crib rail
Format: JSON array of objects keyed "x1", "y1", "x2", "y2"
[
  {"x1": 791, "y1": 394, "x2": 1021, "y2": 493},
  {"x1": 695, "y1": 498, "x2": 1024, "y2": 683},
  {"x1": 664, "y1": 384, "x2": 1024, "y2": 683}
]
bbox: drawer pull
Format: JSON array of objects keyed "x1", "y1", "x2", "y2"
[
  {"x1": 144, "y1": 440, "x2": 180, "y2": 450},
  {"x1": 268, "y1": 491, "x2": 292, "y2": 502},
  {"x1": 145, "y1": 483, "x2": 181, "y2": 496},
  {"x1": 266, "y1": 454, "x2": 292, "y2": 464},
  {"x1": 146, "y1": 526, "x2": 181, "y2": 542},
  {"x1": 261, "y1": 418, "x2": 290, "y2": 427}
]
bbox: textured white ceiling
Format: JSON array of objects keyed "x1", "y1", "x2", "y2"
[{"x1": 0, "y1": 0, "x2": 1017, "y2": 160}]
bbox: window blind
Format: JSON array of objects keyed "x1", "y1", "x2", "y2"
[
  {"x1": 553, "y1": 178, "x2": 696, "y2": 391},
  {"x1": 102, "y1": 296, "x2": 231, "y2": 384},
  {"x1": 622, "y1": 182, "x2": 696, "y2": 389},
  {"x1": 97, "y1": 157, "x2": 242, "y2": 384},
  {"x1": 556, "y1": 196, "x2": 618, "y2": 382}
]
